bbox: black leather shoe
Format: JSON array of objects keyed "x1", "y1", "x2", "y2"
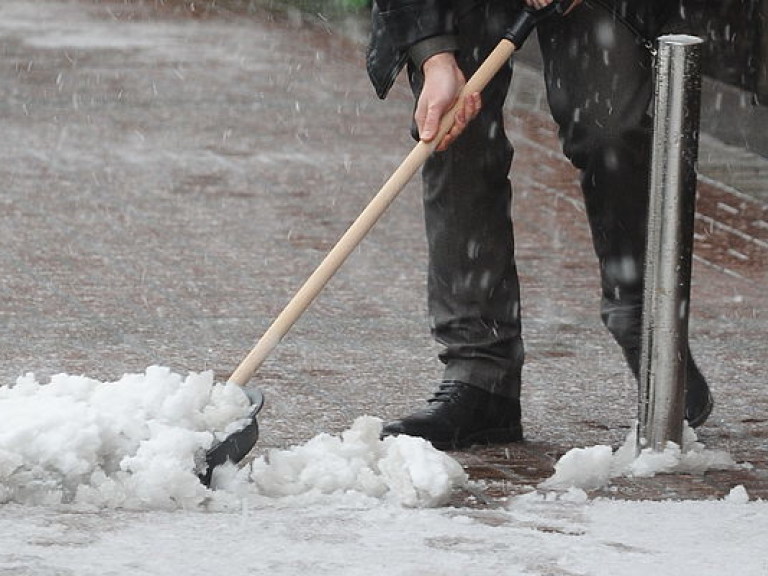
[
  {"x1": 381, "y1": 381, "x2": 523, "y2": 450},
  {"x1": 625, "y1": 347, "x2": 714, "y2": 428}
]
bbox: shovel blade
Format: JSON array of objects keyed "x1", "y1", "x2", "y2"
[{"x1": 199, "y1": 387, "x2": 265, "y2": 487}]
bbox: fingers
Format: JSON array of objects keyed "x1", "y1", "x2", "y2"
[
  {"x1": 414, "y1": 52, "x2": 481, "y2": 152},
  {"x1": 417, "y1": 101, "x2": 443, "y2": 143},
  {"x1": 435, "y1": 91, "x2": 481, "y2": 152}
]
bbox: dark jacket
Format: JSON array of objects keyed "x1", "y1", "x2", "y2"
[
  {"x1": 365, "y1": 0, "x2": 684, "y2": 100},
  {"x1": 367, "y1": 0, "x2": 460, "y2": 99}
]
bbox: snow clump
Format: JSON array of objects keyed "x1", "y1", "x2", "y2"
[
  {"x1": 0, "y1": 366, "x2": 251, "y2": 509},
  {"x1": 240, "y1": 416, "x2": 467, "y2": 508},
  {"x1": 0, "y1": 368, "x2": 467, "y2": 510},
  {"x1": 540, "y1": 425, "x2": 740, "y2": 492}
]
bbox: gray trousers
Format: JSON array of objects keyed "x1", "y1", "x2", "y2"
[{"x1": 408, "y1": 0, "x2": 705, "y2": 399}]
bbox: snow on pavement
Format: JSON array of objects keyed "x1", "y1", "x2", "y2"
[
  {"x1": 1, "y1": 367, "x2": 767, "y2": 575},
  {"x1": 0, "y1": 483, "x2": 766, "y2": 575},
  {"x1": 1, "y1": 2, "x2": 766, "y2": 571}
]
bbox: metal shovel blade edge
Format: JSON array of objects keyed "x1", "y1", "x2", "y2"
[{"x1": 198, "y1": 387, "x2": 265, "y2": 487}]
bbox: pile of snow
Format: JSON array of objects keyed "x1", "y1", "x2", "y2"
[
  {"x1": 0, "y1": 367, "x2": 467, "y2": 510},
  {"x1": 228, "y1": 416, "x2": 467, "y2": 508},
  {"x1": 540, "y1": 425, "x2": 740, "y2": 492},
  {"x1": 0, "y1": 364, "x2": 749, "y2": 513},
  {"x1": 0, "y1": 366, "x2": 251, "y2": 509}
]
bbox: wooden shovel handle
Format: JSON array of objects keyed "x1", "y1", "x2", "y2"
[{"x1": 228, "y1": 38, "x2": 518, "y2": 386}]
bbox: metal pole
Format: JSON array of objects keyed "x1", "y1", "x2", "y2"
[
  {"x1": 759, "y1": 0, "x2": 768, "y2": 101},
  {"x1": 637, "y1": 35, "x2": 704, "y2": 453}
]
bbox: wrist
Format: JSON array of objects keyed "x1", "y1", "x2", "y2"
[{"x1": 422, "y1": 52, "x2": 458, "y2": 72}]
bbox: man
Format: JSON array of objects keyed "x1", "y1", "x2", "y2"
[{"x1": 367, "y1": 0, "x2": 714, "y2": 449}]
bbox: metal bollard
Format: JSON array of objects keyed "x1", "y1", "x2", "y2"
[{"x1": 637, "y1": 35, "x2": 704, "y2": 453}]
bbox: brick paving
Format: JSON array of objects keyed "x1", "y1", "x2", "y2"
[{"x1": 0, "y1": 0, "x2": 766, "y2": 504}]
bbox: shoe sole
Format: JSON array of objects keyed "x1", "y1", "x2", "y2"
[
  {"x1": 431, "y1": 424, "x2": 524, "y2": 451},
  {"x1": 687, "y1": 392, "x2": 714, "y2": 428}
]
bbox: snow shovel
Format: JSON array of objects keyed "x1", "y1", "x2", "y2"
[{"x1": 200, "y1": 0, "x2": 575, "y2": 486}]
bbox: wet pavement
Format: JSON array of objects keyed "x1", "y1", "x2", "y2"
[{"x1": 0, "y1": 0, "x2": 766, "y2": 503}]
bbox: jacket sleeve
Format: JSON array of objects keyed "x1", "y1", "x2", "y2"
[
  {"x1": 367, "y1": 0, "x2": 457, "y2": 99},
  {"x1": 374, "y1": 0, "x2": 456, "y2": 49}
]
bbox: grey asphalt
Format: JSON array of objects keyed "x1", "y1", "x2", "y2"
[{"x1": 1, "y1": 0, "x2": 766, "y2": 502}]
